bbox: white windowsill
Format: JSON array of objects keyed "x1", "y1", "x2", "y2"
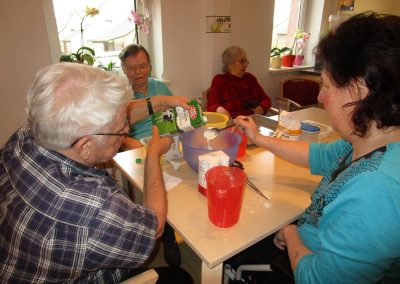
[{"x1": 269, "y1": 65, "x2": 314, "y2": 75}]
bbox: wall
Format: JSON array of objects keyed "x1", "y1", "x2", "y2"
[
  {"x1": 2, "y1": 0, "x2": 399, "y2": 146},
  {"x1": 160, "y1": 0, "x2": 209, "y2": 98},
  {"x1": 231, "y1": 0, "x2": 274, "y2": 94},
  {"x1": 160, "y1": 0, "x2": 274, "y2": 100},
  {"x1": 0, "y1": 0, "x2": 56, "y2": 145},
  {"x1": 353, "y1": 0, "x2": 400, "y2": 14},
  {"x1": 158, "y1": 0, "x2": 331, "y2": 107}
]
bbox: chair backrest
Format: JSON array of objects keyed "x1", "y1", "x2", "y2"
[{"x1": 279, "y1": 75, "x2": 322, "y2": 107}]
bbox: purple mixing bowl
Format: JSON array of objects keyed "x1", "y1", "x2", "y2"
[{"x1": 181, "y1": 126, "x2": 241, "y2": 172}]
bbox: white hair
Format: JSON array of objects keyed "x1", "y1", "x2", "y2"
[
  {"x1": 26, "y1": 63, "x2": 131, "y2": 150},
  {"x1": 222, "y1": 46, "x2": 246, "y2": 73}
]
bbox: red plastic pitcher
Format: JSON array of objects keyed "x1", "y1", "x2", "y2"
[{"x1": 206, "y1": 166, "x2": 247, "y2": 227}]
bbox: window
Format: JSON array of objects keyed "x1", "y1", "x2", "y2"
[
  {"x1": 271, "y1": 0, "x2": 305, "y2": 50},
  {"x1": 60, "y1": 41, "x2": 71, "y2": 54},
  {"x1": 52, "y1": 0, "x2": 136, "y2": 68}
]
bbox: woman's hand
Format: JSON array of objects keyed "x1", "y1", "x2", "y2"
[
  {"x1": 274, "y1": 224, "x2": 299, "y2": 250},
  {"x1": 274, "y1": 227, "x2": 288, "y2": 250},
  {"x1": 253, "y1": 105, "x2": 265, "y2": 115},
  {"x1": 273, "y1": 224, "x2": 312, "y2": 271},
  {"x1": 234, "y1": 115, "x2": 259, "y2": 142},
  {"x1": 216, "y1": 106, "x2": 231, "y2": 119}
]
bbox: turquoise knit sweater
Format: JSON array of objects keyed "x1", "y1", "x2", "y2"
[{"x1": 296, "y1": 140, "x2": 400, "y2": 283}]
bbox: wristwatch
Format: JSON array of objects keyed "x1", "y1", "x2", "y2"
[{"x1": 146, "y1": 97, "x2": 154, "y2": 115}]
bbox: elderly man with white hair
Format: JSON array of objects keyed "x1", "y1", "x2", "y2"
[{"x1": 0, "y1": 63, "x2": 192, "y2": 283}]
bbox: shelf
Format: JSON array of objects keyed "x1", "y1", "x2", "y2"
[{"x1": 269, "y1": 65, "x2": 314, "y2": 75}]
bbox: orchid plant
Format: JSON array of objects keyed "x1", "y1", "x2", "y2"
[
  {"x1": 293, "y1": 29, "x2": 310, "y2": 56},
  {"x1": 80, "y1": 6, "x2": 99, "y2": 46},
  {"x1": 59, "y1": 46, "x2": 96, "y2": 65},
  {"x1": 129, "y1": 8, "x2": 152, "y2": 34}
]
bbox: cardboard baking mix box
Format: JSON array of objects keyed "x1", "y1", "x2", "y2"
[{"x1": 152, "y1": 99, "x2": 207, "y2": 135}]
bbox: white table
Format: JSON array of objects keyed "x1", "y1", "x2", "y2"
[{"x1": 113, "y1": 107, "x2": 336, "y2": 284}]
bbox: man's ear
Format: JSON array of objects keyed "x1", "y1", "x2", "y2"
[
  {"x1": 73, "y1": 137, "x2": 92, "y2": 160},
  {"x1": 121, "y1": 64, "x2": 127, "y2": 75}
]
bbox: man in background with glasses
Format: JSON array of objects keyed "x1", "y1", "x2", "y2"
[
  {"x1": 0, "y1": 63, "x2": 192, "y2": 283},
  {"x1": 119, "y1": 44, "x2": 183, "y2": 268},
  {"x1": 119, "y1": 44, "x2": 174, "y2": 150}
]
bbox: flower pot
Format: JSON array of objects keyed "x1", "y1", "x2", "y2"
[
  {"x1": 294, "y1": 55, "x2": 304, "y2": 66},
  {"x1": 282, "y1": 55, "x2": 296, "y2": 67},
  {"x1": 270, "y1": 57, "x2": 282, "y2": 69}
]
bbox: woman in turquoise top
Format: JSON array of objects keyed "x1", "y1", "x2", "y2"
[
  {"x1": 120, "y1": 44, "x2": 173, "y2": 149},
  {"x1": 233, "y1": 13, "x2": 400, "y2": 283}
]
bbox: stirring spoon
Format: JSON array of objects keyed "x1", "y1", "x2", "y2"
[{"x1": 206, "y1": 117, "x2": 249, "y2": 136}]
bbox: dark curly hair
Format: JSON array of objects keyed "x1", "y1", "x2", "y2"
[{"x1": 316, "y1": 12, "x2": 400, "y2": 137}]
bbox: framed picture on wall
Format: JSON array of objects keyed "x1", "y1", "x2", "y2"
[
  {"x1": 206, "y1": 16, "x2": 231, "y2": 33},
  {"x1": 338, "y1": 0, "x2": 355, "y2": 13}
]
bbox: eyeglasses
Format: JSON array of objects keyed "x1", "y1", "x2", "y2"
[
  {"x1": 70, "y1": 120, "x2": 130, "y2": 147},
  {"x1": 126, "y1": 63, "x2": 149, "y2": 73},
  {"x1": 70, "y1": 132, "x2": 129, "y2": 148},
  {"x1": 238, "y1": 59, "x2": 249, "y2": 65}
]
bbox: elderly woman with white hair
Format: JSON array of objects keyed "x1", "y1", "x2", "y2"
[{"x1": 206, "y1": 45, "x2": 272, "y2": 119}]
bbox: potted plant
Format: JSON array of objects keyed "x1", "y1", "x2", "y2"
[
  {"x1": 281, "y1": 48, "x2": 296, "y2": 67},
  {"x1": 98, "y1": 60, "x2": 116, "y2": 71},
  {"x1": 281, "y1": 29, "x2": 310, "y2": 67},
  {"x1": 293, "y1": 29, "x2": 310, "y2": 66},
  {"x1": 59, "y1": 46, "x2": 96, "y2": 65},
  {"x1": 98, "y1": 60, "x2": 120, "y2": 75},
  {"x1": 270, "y1": 47, "x2": 290, "y2": 69}
]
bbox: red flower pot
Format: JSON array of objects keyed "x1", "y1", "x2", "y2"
[{"x1": 282, "y1": 55, "x2": 296, "y2": 67}]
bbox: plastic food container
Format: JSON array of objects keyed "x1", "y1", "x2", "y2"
[
  {"x1": 300, "y1": 122, "x2": 320, "y2": 142},
  {"x1": 301, "y1": 120, "x2": 333, "y2": 140}
]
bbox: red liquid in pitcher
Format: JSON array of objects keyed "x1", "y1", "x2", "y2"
[
  {"x1": 206, "y1": 166, "x2": 246, "y2": 228},
  {"x1": 207, "y1": 185, "x2": 244, "y2": 227}
]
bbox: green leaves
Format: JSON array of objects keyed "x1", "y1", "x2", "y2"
[
  {"x1": 98, "y1": 61, "x2": 116, "y2": 71},
  {"x1": 270, "y1": 47, "x2": 292, "y2": 57},
  {"x1": 59, "y1": 46, "x2": 96, "y2": 65}
]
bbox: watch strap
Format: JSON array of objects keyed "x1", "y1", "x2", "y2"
[{"x1": 146, "y1": 97, "x2": 154, "y2": 115}]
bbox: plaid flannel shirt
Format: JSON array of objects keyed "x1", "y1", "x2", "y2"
[{"x1": 0, "y1": 126, "x2": 157, "y2": 283}]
